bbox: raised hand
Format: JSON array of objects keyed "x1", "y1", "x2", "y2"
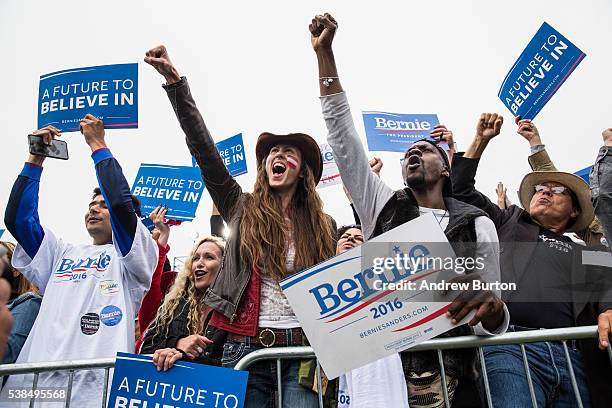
[
  {"x1": 150, "y1": 206, "x2": 170, "y2": 247},
  {"x1": 309, "y1": 13, "x2": 338, "y2": 52},
  {"x1": 430, "y1": 124, "x2": 455, "y2": 162},
  {"x1": 28, "y1": 125, "x2": 62, "y2": 165},
  {"x1": 79, "y1": 114, "x2": 106, "y2": 152},
  {"x1": 602, "y1": 128, "x2": 612, "y2": 147},
  {"x1": 515, "y1": 117, "x2": 542, "y2": 146},
  {"x1": 369, "y1": 157, "x2": 383, "y2": 177},
  {"x1": 476, "y1": 113, "x2": 504, "y2": 142},
  {"x1": 144, "y1": 45, "x2": 181, "y2": 85},
  {"x1": 496, "y1": 182, "x2": 511, "y2": 209}
]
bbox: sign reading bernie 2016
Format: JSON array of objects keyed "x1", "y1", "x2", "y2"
[
  {"x1": 131, "y1": 164, "x2": 205, "y2": 222},
  {"x1": 362, "y1": 112, "x2": 442, "y2": 153},
  {"x1": 107, "y1": 352, "x2": 248, "y2": 408},
  {"x1": 38, "y1": 63, "x2": 138, "y2": 132},
  {"x1": 498, "y1": 22, "x2": 586, "y2": 120},
  {"x1": 192, "y1": 133, "x2": 248, "y2": 177}
]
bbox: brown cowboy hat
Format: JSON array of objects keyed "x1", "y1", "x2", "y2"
[
  {"x1": 519, "y1": 171, "x2": 594, "y2": 232},
  {"x1": 255, "y1": 132, "x2": 323, "y2": 183}
]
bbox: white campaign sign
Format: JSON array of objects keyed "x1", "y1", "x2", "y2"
[
  {"x1": 280, "y1": 213, "x2": 473, "y2": 379},
  {"x1": 317, "y1": 143, "x2": 342, "y2": 188}
]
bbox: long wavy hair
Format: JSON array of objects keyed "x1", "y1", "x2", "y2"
[
  {"x1": 239, "y1": 156, "x2": 336, "y2": 279},
  {"x1": 146, "y1": 236, "x2": 225, "y2": 338}
]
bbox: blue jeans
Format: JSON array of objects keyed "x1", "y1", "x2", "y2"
[
  {"x1": 480, "y1": 337, "x2": 591, "y2": 408},
  {"x1": 222, "y1": 341, "x2": 319, "y2": 408}
]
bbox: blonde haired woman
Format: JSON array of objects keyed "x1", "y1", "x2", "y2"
[{"x1": 140, "y1": 236, "x2": 226, "y2": 371}]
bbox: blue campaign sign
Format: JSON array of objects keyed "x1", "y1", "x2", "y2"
[
  {"x1": 575, "y1": 165, "x2": 592, "y2": 183},
  {"x1": 192, "y1": 133, "x2": 248, "y2": 176},
  {"x1": 362, "y1": 112, "x2": 441, "y2": 153},
  {"x1": 498, "y1": 22, "x2": 586, "y2": 120},
  {"x1": 131, "y1": 164, "x2": 205, "y2": 222},
  {"x1": 38, "y1": 63, "x2": 138, "y2": 132},
  {"x1": 107, "y1": 352, "x2": 248, "y2": 408}
]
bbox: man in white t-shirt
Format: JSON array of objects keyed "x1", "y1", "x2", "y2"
[{"x1": 2, "y1": 115, "x2": 158, "y2": 407}]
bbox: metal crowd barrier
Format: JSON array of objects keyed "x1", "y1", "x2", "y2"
[{"x1": 0, "y1": 326, "x2": 609, "y2": 408}]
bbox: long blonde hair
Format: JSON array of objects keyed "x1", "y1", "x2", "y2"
[
  {"x1": 146, "y1": 236, "x2": 225, "y2": 338},
  {"x1": 239, "y1": 158, "x2": 336, "y2": 279}
]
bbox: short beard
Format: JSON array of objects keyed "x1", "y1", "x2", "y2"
[{"x1": 405, "y1": 172, "x2": 427, "y2": 192}]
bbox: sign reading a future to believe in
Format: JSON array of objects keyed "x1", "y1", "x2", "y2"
[
  {"x1": 107, "y1": 352, "x2": 248, "y2": 408},
  {"x1": 362, "y1": 112, "x2": 441, "y2": 153},
  {"x1": 131, "y1": 164, "x2": 205, "y2": 222},
  {"x1": 192, "y1": 133, "x2": 248, "y2": 177},
  {"x1": 498, "y1": 22, "x2": 586, "y2": 120},
  {"x1": 38, "y1": 63, "x2": 138, "y2": 132}
]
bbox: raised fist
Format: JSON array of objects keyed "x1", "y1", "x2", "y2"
[
  {"x1": 309, "y1": 13, "x2": 338, "y2": 52},
  {"x1": 144, "y1": 45, "x2": 181, "y2": 85},
  {"x1": 602, "y1": 128, "x2": 612, "y2": 147},
  {"x1": 476, "y1": 113, "x2": 504, "y2": 142},
  {"x1": 369, "y1": 157, "x2": 383, "y2": 176}
]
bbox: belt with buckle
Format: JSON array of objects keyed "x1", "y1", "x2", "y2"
[{"x1": 227, "y1": 327, "x2": 306, "y2": 348}]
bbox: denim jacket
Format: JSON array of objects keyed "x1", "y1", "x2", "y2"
[
  {"x1": 590, "y1": 146, "x2": 612, "y2": 245},
  {"x1": 4, "y1": 292, "x2": 41, "y2": 364}
]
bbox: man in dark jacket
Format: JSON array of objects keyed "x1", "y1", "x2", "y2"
[
  {"x1": 312, "y1": 13, "x2": 508, "y2": 407},
  {"x1": 453, "y1": 112, "x2": 612, "y2": 408}
]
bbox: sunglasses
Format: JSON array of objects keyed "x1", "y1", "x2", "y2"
[{"x1": 534, "y1": 184, "x2": 568, "y2": 195}]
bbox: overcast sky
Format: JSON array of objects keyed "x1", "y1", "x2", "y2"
[{"x1": 2, "y1": 0, "x2": 610, "y2": 264}]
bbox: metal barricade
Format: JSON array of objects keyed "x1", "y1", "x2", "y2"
[
  {"x1": 0, "y1": 357, "x2": 115, "y2": 408},
  {"x1": 0, "y1": 326, "x2": 609, "y2": 407},
  {"x1": 233, "y1": 325, "x2": 612, "y2": 408}
]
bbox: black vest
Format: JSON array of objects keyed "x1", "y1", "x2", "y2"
[{"x1": 372, "y1": 188, "x2": 488, "y2": 378}]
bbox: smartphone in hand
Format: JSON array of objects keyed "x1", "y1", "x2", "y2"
[{"x1": 28, "y1": 134, "x2": 69, "y2": 160}]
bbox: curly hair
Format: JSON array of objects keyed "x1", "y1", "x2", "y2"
[
  {"x1": 239, "y1": 157, "x2": 336, "y2": 279},
  {"x1": 146, "y1": 236, "x2": 225, "y2": 338}
]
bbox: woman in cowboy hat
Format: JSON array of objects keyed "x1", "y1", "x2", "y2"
[{"x1": 144, "y1": 45, "x2": 337, "y2": 407}]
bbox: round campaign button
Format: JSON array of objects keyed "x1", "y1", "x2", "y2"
[
  {"x1": 100, "y1": 305, "x2": 123, "y2": 327},
  {"x1": 80, "y1": 313, "x2": 100, "y2": 335}
]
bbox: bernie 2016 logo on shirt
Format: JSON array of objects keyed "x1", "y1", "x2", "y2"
[
  {"x1": 54, "y1": 252, "x2": 111, "y2": 283},
  {"x1": 100, "y1": 305, "x2": 123, "y2": 326}
]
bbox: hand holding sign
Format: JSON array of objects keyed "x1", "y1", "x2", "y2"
[
  {"x1": 475, "y1": 113, "x2": 504, "y2": 142},
  {"x1": 515, "y1": 117, "x2": 542, "y2": 147},
  {"x1": 431, "y1": 124, "x2": 455, "y2": 162},
  {"x1": 444, "y1": 272, "x2": 505, "y2": 330},
  {"x1": 309, "y1": 13, "x2": 338, "y2": 51},
  {"x1": 152, "y1": 348, "x2": 183, "y2": 372},
  {"x1": 80, "y1": 114, "x2": 107, "y2": 152},
  {"x1": 144, "y1": 45, "x2": 181, "y2": 85}
]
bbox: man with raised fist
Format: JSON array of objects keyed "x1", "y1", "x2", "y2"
[{"x1": 311, "y1": 12, "x2": 507, "y2": 408}]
